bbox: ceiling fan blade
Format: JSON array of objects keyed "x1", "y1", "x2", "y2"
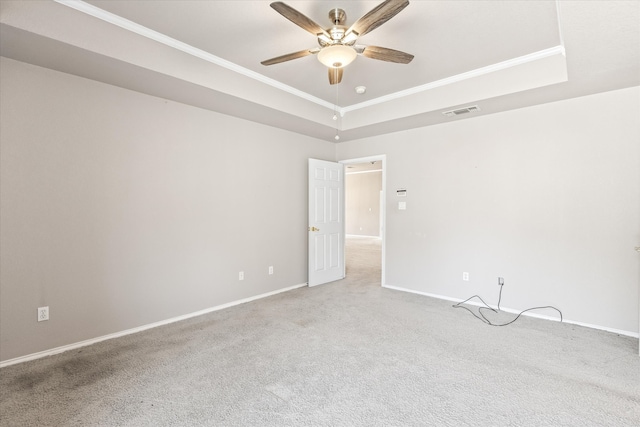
[
  {"x1": 347, "y1": 0, "x2": 409, "y2": 38},
  {"x1": 328, "y1": 67, "x2": 344, "y2": 85},
  {"x1": 360, "y1": 45, "x2": 414, "y2": 64},
  {"x1": 261, "y1": 48, "x2": 318, "y2": 66},
  {"x1": 270, "y1": 2, "x2": 330, "y2": 38}
]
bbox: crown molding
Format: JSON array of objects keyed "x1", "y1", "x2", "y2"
[
  {"x1": 339, "y1": 45, "x2": 566, "y2": 116},
  {"x1": 54, "y1": 1, "x2": 565, "y2": 119},
  {"x1": 53, "y1": 0, "x2": 336, "y2": 110}
]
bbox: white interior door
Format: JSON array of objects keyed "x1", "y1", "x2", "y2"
[{"x1": 308, "y1": 159, "x2": 345, "y2": 286}]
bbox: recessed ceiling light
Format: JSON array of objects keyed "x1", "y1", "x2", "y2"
[{"x1": 355, "y1": 86, "x2": 367, "y2": 94}]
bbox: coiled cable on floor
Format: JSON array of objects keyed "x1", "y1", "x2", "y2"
[{"x1": 452, "y1": 282, "x2": 562, "y2": 326}]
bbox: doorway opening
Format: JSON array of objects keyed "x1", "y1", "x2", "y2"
[{"x1": 340, "y1": 155, "x2": 386, "y2": 286}]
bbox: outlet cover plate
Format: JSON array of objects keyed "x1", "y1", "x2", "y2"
[{"x1": 38, "y1": 306, "x2": 49, "y2": 322}]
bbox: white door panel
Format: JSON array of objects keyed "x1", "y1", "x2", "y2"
[{"x1": 308, "y1": 159, "x2": 344, "y2": 286}]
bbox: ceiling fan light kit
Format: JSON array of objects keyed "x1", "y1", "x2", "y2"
[
  {"x1": 262, "y1": 0, "x2": 413, "y2": 85},
  {"x1": 317, "y1": 45, "x2": 357, "y2": 68}
]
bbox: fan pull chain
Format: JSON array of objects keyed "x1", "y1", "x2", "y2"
[{"x1": 334, "y1": 73, "x2": 340, "y2": 141}]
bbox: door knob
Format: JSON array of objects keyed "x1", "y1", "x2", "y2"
[{"x1": 308, "y1": 226, "x2": 320, "y2": 232}]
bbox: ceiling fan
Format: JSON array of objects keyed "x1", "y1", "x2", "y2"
[{"x1": 261, "y1": 0, "x2": 414, "y2": 85}]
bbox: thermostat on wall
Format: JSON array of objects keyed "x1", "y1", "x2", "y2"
[{"x1": 397, "y1": 189, "x2": 406, "y2": 197}]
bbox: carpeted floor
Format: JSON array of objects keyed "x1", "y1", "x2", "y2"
[{"x1": 1, "y1": 236, "x2": 638, "y2": 426}]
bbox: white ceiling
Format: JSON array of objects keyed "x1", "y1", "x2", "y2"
[
  {"x1": 1, "y1": 0, "x2": 638, "y2": 142},
  {"x1": 346, "y1": 161, "x2": 382, "y2": 173}
]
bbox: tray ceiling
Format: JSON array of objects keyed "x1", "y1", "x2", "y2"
[{"x1": 1, "y1": 1, "x2": 638, "y2": 142}]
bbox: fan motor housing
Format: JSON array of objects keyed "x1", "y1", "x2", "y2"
[{"x1": 317, "y1": 8, "x2": 349, "y2": 47}]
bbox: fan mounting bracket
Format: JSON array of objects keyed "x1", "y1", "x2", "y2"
[{"x1": 329, "y1": 8, "x2": 346, "y2": 25}]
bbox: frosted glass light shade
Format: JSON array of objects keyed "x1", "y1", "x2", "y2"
[{"x1": 317, "y1": 45, "x2": 357, "y2": 68}]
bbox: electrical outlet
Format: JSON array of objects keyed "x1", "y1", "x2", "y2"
[
  {"x1": 38, "y1": 306, "x2": 49, "y2": 322},
  {"x1": 462, "y1": 272, "x2": 469, "y2": 281},
  {"x1": 498, "y1": 277, "x2": 504, "y2": 286},
  {"x1": 268, "y1": 266, "x2": 274, "y2": 275},
  {"x1": 239, "y1": 271, "x2": 244, "y2": 281}
]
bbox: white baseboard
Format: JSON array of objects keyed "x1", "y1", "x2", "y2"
[
  {"x1": 0, "y1": 283, "x2": 308, "y2": 368},
  {"x1": 382, "y1": 284, "x2": 639, "y2": 339}
]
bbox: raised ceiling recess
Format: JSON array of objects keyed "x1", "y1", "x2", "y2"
[{"x1": 1, "y1": 1, "x2": 638, "y2": 142}]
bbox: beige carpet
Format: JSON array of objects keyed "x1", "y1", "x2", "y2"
[{"x1": 1, "y1": 236, "x2": 638, "y2": 426}]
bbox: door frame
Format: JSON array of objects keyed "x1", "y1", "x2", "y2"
[{"x1": 340, "y1": 154, "x2": 386, "y2": 286}]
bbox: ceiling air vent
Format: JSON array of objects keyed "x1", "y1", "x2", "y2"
[{"x1": 442, "y1": 105, "x2": 480, "y2": 117}]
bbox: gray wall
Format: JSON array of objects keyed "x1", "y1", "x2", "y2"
[
  {"x1": 0, "y1": 58, "x2": 335, "y2": 361},
  {"x1": 338, "y1": 86, "x2": 640, "y2": 334},
  {"x1": 2, "y1": 55, "x2": 638, "y2": 363},
  {"x1": 346, "y1": 172, "x2": 382, "y2": 237}
]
